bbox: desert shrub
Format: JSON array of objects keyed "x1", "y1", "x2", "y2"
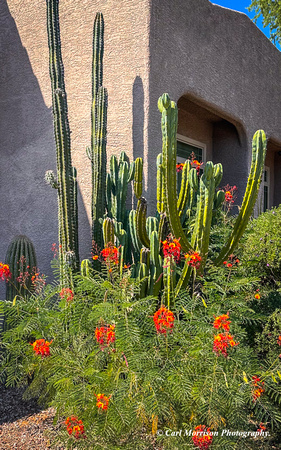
[{"x1": 240, "y1": 206, "x2": 281, "y2": 284}]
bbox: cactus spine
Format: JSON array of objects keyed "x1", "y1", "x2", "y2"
[
  {"x1": 5, "y1": 235, "x2": 37, "y2": 301},
  {"x1": 46, "y1": 0, "x2": 79, "y2": 285}
]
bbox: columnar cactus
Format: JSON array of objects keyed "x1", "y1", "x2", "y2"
[
  {"x1": 215, "y1": 130, "x2": 267, "y2": 265},
  {"x1": 45, "y1": 0, "x2": 79, "y2": 285},
  {"x1": 89, "y1": 12, "x2": 108, "y2": 269},
  {"x1": 5, "y1": 235, "x2": 37, "y2": 301},
  {"x1": 106, "y1": 152, "x2": 135, "y2": 224}
]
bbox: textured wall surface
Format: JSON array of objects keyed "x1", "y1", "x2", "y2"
[
  {"x1": 0, "y1": 0, "x2": 150, "y2": 297},
  {"x1": 148, "y1": 0, "x2": 281, "y2": 209},
  {"x1": 1, "y1": 0, "x2": 281, "y2": 297}
]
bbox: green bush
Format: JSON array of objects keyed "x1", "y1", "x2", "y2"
[
  {"x1": 241, "y1": 206, "x2": 281, "y2": 284},
  {"x1": 1, "y1": 259, "x2": 281, "y2": 449}
]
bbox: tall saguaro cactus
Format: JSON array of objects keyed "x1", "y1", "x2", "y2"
[{"x1": 45, "y1": 0, "x2": 79, "y2": 286}]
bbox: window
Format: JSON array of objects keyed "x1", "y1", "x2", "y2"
[
  {"x1": 263, "y1": 166, "x2": 270, "y2": 212},
  {"x1": 176, "y1": 134, "x2": 206, "y2": 164}
]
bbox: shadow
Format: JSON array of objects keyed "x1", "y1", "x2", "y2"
[
  {"x1": 0, "y1": 0, "x2": 91, "y2": 298},
  {"x1": 0, "y1": 385, "x2": 43, "y2": 425},
  {"x1": 132, "y1": 76, "x2": 145, "y2": 208}
]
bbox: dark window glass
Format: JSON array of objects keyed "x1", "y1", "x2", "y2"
[{"x1": 177, "y1": 141, "x2": 203, "y2": 162}]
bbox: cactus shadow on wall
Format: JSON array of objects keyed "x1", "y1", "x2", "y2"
[{"x1": 0, "y1": 0, "x2": 90, "y2": 298}]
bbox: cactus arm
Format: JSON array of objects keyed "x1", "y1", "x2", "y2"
[
  {"x1": 158, "y1": 94, "x2": 193, "y2": 253},
  {"x1": 103, "y1": 217, "x2": 115, "y2": 246},
  {"x1": 149, "y1": 231, "x2": 163, "y2": 296},
  {"x1": 157, "y1": 153, "x2": 164, "y2": 214},
  {"x1": 127, "y1": 160, "x2": 135, "y2": 182},
  {"x1": 163, "y1": 256, "x2": 176, "y2": 309},
  {"x1": 215, "y1": 130, "x2": 267, "y2": 265},
  {"x1": 116, "y1": 161, "x2": 129, "y2": 223},
  {"x1": 106, "y1": 173, "x2": 112, "y2": 217},
  {"x1": 128, "y1": 210, "x2": 142, "y2": 258},
  {"x1": 198, "y1": 163, "x2": 216, "y2": 268},
  {"x1": 134, "y1": 158, "x2": 143, "y2": 200},
  {"x1": 175, "y1": 261, "x2": 192, "y2": 298},
  {"x1": 91, "y1": 12, "x2": 104, "y2": 149},
  {"x1": 146, "y1": 216, "x2": 159, "y2": 239},
  {"x1": 177, "y1": 160, "x2": 191, "y2": 218},
  {"x1": 136, "y1": 198, "x2": 150, "y2": 248},
  {"x1": 92, "y1": 87, "x2": 108, "y2": 253},
  {"x1": 214, "y1": 163, "x2": 223, "y2": 188},
  {"x1": 46, "y1": 0, "x2": 79, "y2": 284},
  {"x1": 81, "y1": 259, "x2": 92, "y2": 277}
]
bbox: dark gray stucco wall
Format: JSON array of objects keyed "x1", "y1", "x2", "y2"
[{"x1": 147, "y1": 0, "x2": 281, "y2": 210}]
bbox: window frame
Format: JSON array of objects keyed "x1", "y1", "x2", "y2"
[
  {"x1": 176, "y1": 134, "x2": 206, "y2": 164},
  {"x1": 263, "y1": 165, "x2": 270, "y2": 212}
]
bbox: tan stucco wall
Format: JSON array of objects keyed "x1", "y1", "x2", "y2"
[{"x1": 0, "y1": 0, "x2": 150, "y2": 295}]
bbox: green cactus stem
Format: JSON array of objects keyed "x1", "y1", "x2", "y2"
[
  {"x1": 215, "y1": 130, "x2": 267, "y2": 265},
  {"x1": 157, "y1": 153, "x2": 165, "y2": 214},
  {"x1": 148, "y1": 231, "x2": 163, "y2": 296},
  {"x1": 136, "y1": 197, "x2": 150, "y2": 249},
  {"x1": 5, "y1": 235, "x2": 37, "y2": 301},
  {"x1": 177, "y1": 160, "x2": 191, "y2": 219},
  {"x1": 92, "y1": 86, "x2": 108, "y2": 258},
  {"x1": 163, "y1": 256, "x2": 176, "y2": 309},
  {"x1": 81, "y1": 259, "x2": 92, "y2": 277},
  {"x1": 134, "y1": 158, "x2": 143, "y2": 200},
  {"x1": 103, "y1": 217, "x2": 115, "y2": 246},
  {"x1": 46, "y1": 0, "x2": 79, "y2": 286},
  {"x1": 158, "y1": 94, "x2": 193, "y2": 253}
]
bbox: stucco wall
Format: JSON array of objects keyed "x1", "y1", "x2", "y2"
[
  {"x1": 148, "y1": 0, "x2": 281, "y2": 210},
  {"x1": 0, "y1": 0, "x2": 150, "y2": 297}
]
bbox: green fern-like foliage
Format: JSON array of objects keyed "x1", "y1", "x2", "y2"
[{"x1": 1, "y1": 258, "x2": 281, "y2": 449}]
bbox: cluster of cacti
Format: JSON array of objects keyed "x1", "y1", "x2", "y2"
[
  {"x1": 42, "y1": 7, "x2": 266, "y2": 304},
  {"x1": 118, "y1": 94, "x2": 266, "y2": 300},
  {"x1": 45, "y1": 0, "x2": 79, "y2": 287},
  {"x1": 5, "y1": 235, "x2": 37, "y2": 301}
]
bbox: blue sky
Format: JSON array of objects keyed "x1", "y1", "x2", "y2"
[{"x1": 212, "y1": 0, "x2": 276, "y2": 46}]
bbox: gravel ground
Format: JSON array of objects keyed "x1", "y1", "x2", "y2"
[{"x1": 0, "y1": 386, "x2": 62, "y2": 450}]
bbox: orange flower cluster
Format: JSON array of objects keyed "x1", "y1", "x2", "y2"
[
  {"x1": 192, "y1": 425, "x2": 213, "y2": 449},
  {"x1": 223, "y1": 255, "x2": 239, "y2": 268},
  {"x1": 0, "y1": 263, "x2": 11, "y2": 281},
  {"x1": 65, "y1": 416, "x2": 85, "y2": 439},
  {"x1": 176, "y1": 163, "x2": 184, "y2": 172},
  {"x1": 254, "y1": 289, "x2": 261, "y2": 300},
  {"x1": 191, "y1": 159, "x2": 203, "y2": 174},
  {"x1": 277, "y1": 336, "x2": 281, "y2": 346},
  {"x1": 213, "y1": 313, "x2": 230, "y2": 332},
  {"x1": 95, "y1": 324, "x2": 116, "y2": 350},
  {"x1": 95, "y1": 393, "x2": 111, "y2": 410},
  {"x1": 60, "y1": 287, "x2": 74, "y2": 302},
  {"x1": 213, "y1": 333, "x2": 239, "y2": 357},
  {"x1": 162, "y1": 237, "x2": 181, "y2": 263},
  {"x1": 184, "y1": 251, "x2": 201, "y2": 269},
  {"x1": 252, "y1": 376, "x2": 265, "y2": 402},
  {"x1": 257, "y1": 423, "x2": 266, "y2": 434},
  {"x1": 30, "y1": 339, "x2": 53, "y2": 357},
  {"x1": 223, "y1": 185, "x2": 237, "y2": 204},
  {"x1": 101, "y1": 245, "x2": 119, "y2": 265},
  {"x1": 153, "y1": 306, "x2": 175, "y2": 334}
]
